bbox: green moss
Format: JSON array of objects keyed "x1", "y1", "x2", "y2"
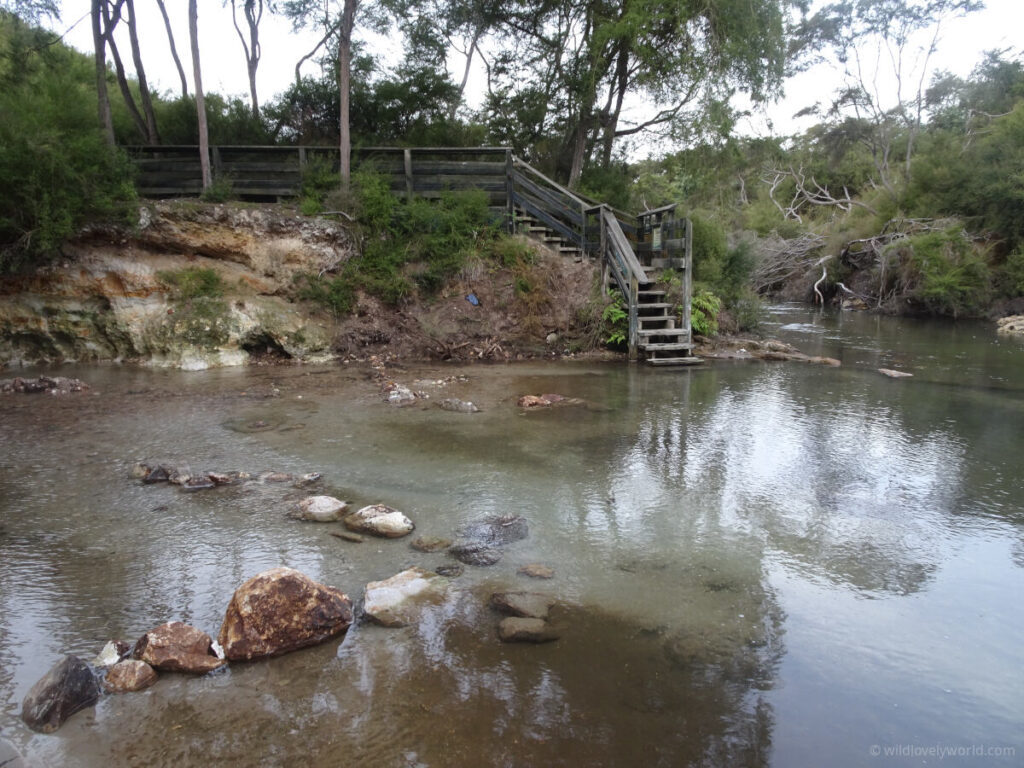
[{"x1": 159, "y1": 267, "x2": 225, "y2": 300}]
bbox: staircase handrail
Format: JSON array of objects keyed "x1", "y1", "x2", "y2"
[{"x1": 587, "y1": 204, "x2": 646, "y2": 359}]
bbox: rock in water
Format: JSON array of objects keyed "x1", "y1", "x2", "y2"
[
  {"x1": 410, "y1": 535, "x2": 451, "y2": 553},
  {"x1": 20, "y1": 655, "x2": 100, "y2": 733},
  {"x1": 91, "y1": 640, "x2": 130, "y2": 668},
  {"x1": 290, "y1": 495, "x2": 349, "y2": 522},
  {"x1": 343, "y1": 504, "x2": 414, "y2": 538},
  {"x1": 218, "y1": 567, "x2": 354, "y2": 661},
  {"x1": 440, "y1": 398, "x2": 479, "y2": 413},
  {"x1": 448, "y1": 541, "x2": 502, "y2": 566},
  {"x1": 497, "y1": 617, "x2": 559, "y2": 643},
  {"x1": 518, "y1": 564, "x2": 555, "y2": 580},
  {"x1": 133, "y1": 621, "x2": 226, "y2": 674},
  {"x1": 491, "y1": 592, "x2": 554, "y2": 620},
  {"x1": 104, "y1": 660, "x2": 158, "y2": 693},
  {"x1": 363, "y1": 567, "x2": 450, "y2": 627},
  {"x1": 457, "y1": 514, "x2": 529, "y2": 546}
]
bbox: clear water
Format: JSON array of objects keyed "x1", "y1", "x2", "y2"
[{"x1": 1, "y1": 305, "x2": 1022, "y2": 767}]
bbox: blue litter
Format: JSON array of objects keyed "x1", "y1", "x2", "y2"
[{"x1": 466, "y1": 293, "x2": 480, "y2": 306}]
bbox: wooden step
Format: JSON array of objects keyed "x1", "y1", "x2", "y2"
[
  {"x1": 646, "y1": 356, "x2": 702, "y2": 366},
  {"x1": 639, "y1": 342, "x2": 694, "y2": 351},
  {"x1": 637, "y1": 328, "x2": 689, "y2": 338},
  {"x1": 636, "y1": 302, "x2": 673, "y2": 310},
  {"x1": 637, "y1": 290, "x2": 666, "y2": 298}
]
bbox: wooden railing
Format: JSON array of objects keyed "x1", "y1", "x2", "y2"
[{"x1": 125, "y1": 145, "x2": 512, "y2": 204}]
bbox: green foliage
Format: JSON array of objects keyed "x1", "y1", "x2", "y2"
[
  {"x1": 690, "y1": 214, "x2": 728, "y2": 287},
  {"x1": 294, "y1": 272, "x2": 357, "y2": 316},
  {"x1": 0, "y1": 12, "x2": 135, "y2": 273},
  {"x1": 884, "y1": 227, "x2": 992, "y2": 317},
  {"x1": 299, "y1": 156, "x2": 340, "y2": 214},
  {"x1": 997, "y1": 248, "x2": 1024, "y2": 298},
  {"x1": 200, "y1": 175, "x2": 234, "y2": 203},
  {"x1": 158, "y1": 267, "x2": 224, "y2": 300},
  {"x1": 601, "y1": 292, "x2": 628, "y2": 348},
  {"x1": 691, "y1": 289, "x2": 722, "y2": 337}
]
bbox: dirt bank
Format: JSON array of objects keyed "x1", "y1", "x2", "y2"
[{"x1": 0, "y1": 202, "x2": 605, "y2": 369}]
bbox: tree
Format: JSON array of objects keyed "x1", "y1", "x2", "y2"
[
  {"x1": 230, "y1": 0, "x2": 273, "y2": 119},
  {"x1": 283, "y1": 0, "x2": 360, "y2": 189},
  {"x1": 481, "y1": 0, "x2": 793, "y2": 189},
  {"x1": 0, "y1": 1, "x2": 57, "y2": 22},
  {"x1": 90, "y1": 0, "x2": 114, "y2": 145},
  {"x1": 154, "y1": 0, "x2": 188, "y2": 98},
  {"x1": 188, "y1": 0, "x2": 211, "y2": 189}
]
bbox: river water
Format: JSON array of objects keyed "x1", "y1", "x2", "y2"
[{"x1": 1, "y1": 305, "x2": 1022, "y2": 767}]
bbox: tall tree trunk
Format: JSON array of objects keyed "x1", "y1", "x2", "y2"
[
  {"x1": 91, "y1": 0, "x2": 115, "y2": 145},
  {"x1": 448, "y1": 29, "x2": 481, "y2": 122},
  {"x1": 231, "y1": 0, "x2": 263, "y2": 119},
  {"x1": 125, "y1": 0, "x2": 159, "y2": 143},
  {"x1": 338, "y1": 0, "x2": 357, "y2": 191},
  {"x1": 102, "y1": 0, "x2": 150, "y2": 142},
  {"x1": 600, "y1": 46, "x2": 629, "y2": 168},
  {"x1": 188, "y1": 0, "x2": 211, "y2": 190},
  {"x1": 154, "y1": 0, "x2": 188, "y2": 98}
]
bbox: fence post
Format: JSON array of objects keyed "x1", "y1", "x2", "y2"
[
  {"x1": 403, "y1": 149, "x2": 414, "y2": 201},
  {"x1": 628, "y1": 274, "x2": 639, "y2": 362},
  {"x1": 505, "y1": 150, "x2": 514, "y2": 234},
  {"x1": 211, "y1": 146, "x2": 222, "y2": 179}
]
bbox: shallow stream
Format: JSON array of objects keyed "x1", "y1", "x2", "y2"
[{"x1": 1, "y1": 305, "x2": 1022, "y2": 766}]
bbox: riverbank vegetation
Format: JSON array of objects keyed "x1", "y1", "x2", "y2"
[{"x1": 1, "y1": 1, "x2": 1022, "y2": 326}]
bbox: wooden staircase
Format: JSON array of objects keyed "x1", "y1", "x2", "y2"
[{"x1": 508, "y1": 160, "x2": 699, "y2": 366}]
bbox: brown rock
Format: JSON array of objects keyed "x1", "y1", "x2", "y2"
[
  {"x1": 518, "y1": 564, "x2": 555, "y2": 579},
  {"x1": 497, "y1": 617, "x2": 559, "y2": 643},
  {"x1": 218, "y1": 566, "x2": 353, "y2": 662},
  {"x1": 20, "y1": 655, "x2": 100, "y2": 733},
  {"x1": 133, "y1": 621, "x2": 225, "y2": 674},
  {"x1": 410, "y1": 535, "x2": 451, "y2": 552},
  {"x1": 491, "y1": 592, "x2": 554, "y2": 619},
  {"x1": 104, "y1": 660, "x2": 158, "y2": 693}
]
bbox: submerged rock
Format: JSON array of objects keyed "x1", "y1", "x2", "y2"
[
  {"x1": 218, "y1": 567, "x2": 353, "y2": 661},
  {"x1": 142, "y1": 465, "x2": 171, "y2": 484},
  {"x1": 104, "y1": 660, "x2": 158, "y2": 693},
  {"x1": 290, "y1": 495, "x2": 349, "y2": 522},
  {"x1": 133, "y1": 621, "x2": 225, "y2": 674},
  {"x1": 440, "y1": 398, "x2": 479, "y2": 413},
  {"x1": 497, "y1": 617, "x2": 559, "y2": 643},
  {"x1": 181, "y1": 475, "x2": 215, "y2": 492},
  {"x1": 410, "y1": 535, "x2": 451, "y2": 553},
  {"x1": 996, "y1": 315, "x2": 1024, "y2": 336},
  {"x1": 344, "y1": 504, "x2": 415, "y2": 538},
  {"x1": 518, "y1": 564, "x2": 555, "y2": 580},
  {"x1": 260, "y1": 471, "x2": 294, "y2": 483},
  {"x1": 384, "y1": 384, "x2": 416, "y2": 404},
  {"x1": 448, "y1": 541, "x2": 502, "y2": 566},
  {"x1": 516, "y1": 393, "x2": 583, "y2": 408},
  {"x1": 458, "y1": 515, "x2": 529, "y2": 546},
  {"x1": 20, "y1": 655, "x2": 101, "y2": 733},
  {"x1": 363, "y1": 567, "x2": 450, "y2": 627},
  {"x1": 435, "y1": 564, "x2": 464, "y2": 578},
  {"x1": 878, "y1": 368, "x2": 913, "y2": 378},
  {"x1": 0, "y1": 376, "x2": 89, "y2": 395},
  {"x1": 491, "y1": 592, "x2": 554, "y2": 620}
]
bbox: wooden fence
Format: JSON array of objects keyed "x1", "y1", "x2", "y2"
[{"x1": 125, "y1": 145, "x2": 512, "y2": 205}]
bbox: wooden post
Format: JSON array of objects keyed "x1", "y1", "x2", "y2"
[
  {"x1": 298, "y1": 146, "x2": 307, "y2": 172},
  {"x1": 211, "y1": 145, "x2": 222, "y2": 179},
  {"x1": 403, "y1": 148, "x2": 413, "y2": 201},
  {"x1": 505, "y1": 150, "x2": 514, "y2": 234},
  {"x1": 628, "y1": 274, "x2": 639, "y2": 362},
  {"x1": 684, "y1": 217, "x2": 693, "y2": 345}
]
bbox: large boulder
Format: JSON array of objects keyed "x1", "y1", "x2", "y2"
[
  {"x1": 104, "y1": 660, "x2": 158, "y2": 693},
  {"x1": 289, "y1": 495, "x2": 349, "y2": 522},
  {"x1": 343, "y1": 504, "x2": 414, "y2": 538},
  {"x1": 218, "y1": 567, "x2": 353, "y2": 661},
  {"x1": 133, "y1": 621, "x2": 226, "y2": 674},
  {"x1": 20, "y1": 655, "x2": 101, "y2": 733},
  {"x1": 996, "y1": 315, "x2": 1024, "y2": 336},
  {"x1": 363, "y1": 567, "x2": 450, "y2": 628}
]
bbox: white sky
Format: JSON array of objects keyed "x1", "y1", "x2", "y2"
[{"x1": 49, "y1": 0, "x2": 1024, "y2": 142}]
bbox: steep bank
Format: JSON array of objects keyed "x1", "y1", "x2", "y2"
[{"x1": 0, "y1": 202, "x2": 602, "y2": 369}]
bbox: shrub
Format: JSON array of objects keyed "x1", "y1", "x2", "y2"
[
  {"x1": 602, "y1": 292, "x2": 628, "y2": 348},
  {"x1": 159, "y1": 267, "x2": 224, "y2": 300},
  {"x1": 691, "y1": 289, "x2": 722, "y2": 336}
]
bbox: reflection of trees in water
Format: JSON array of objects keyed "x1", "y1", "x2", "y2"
[{"x1": 613, "y1": 367, "x2": 968, "y2": 597}]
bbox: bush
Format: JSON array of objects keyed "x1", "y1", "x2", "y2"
[
  {"x1": 0, "y1": 13, "x2": 136, "y2": 273},
  {"x1": 158, "y1": 267, "x2": 224, "y2": 300},
  {"x1": 691, "y1": 289, "x2": 722, "y2": 336}
]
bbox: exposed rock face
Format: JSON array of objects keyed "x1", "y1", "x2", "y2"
[
  {"x1": 363, "y1": 568, "x2": 450, "y2": 627},
  {"x1": 497, "y1": 617, "x2": 560, "y2": 643},
  {"x1": 20, "y1": 655, "x2": 101, "y2": 733},
  {"x1": 491, "y1": 592, "x2": 554, "y2": 620},
  {"x1": 104, "y1": 660, "x2": 158, "y2": 693},
  {"x1": 218, "y1": 567, "x2": 353, "y2": 661},
  {"x1": 344, "y1": 504, "x2": 415, "y2": 538},
  {"x1": 290, "y1": 495, "x2": 349, "y2": 522},
  {"x1": 0, "y1": 203, "x2": 345, "y2": 368},
  {"x1": 996, "y1": 315, "x2": 1024, "y2": 335},
  {"x1": 133, "y1": 621, "x2": 226, "y2": 674}
]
